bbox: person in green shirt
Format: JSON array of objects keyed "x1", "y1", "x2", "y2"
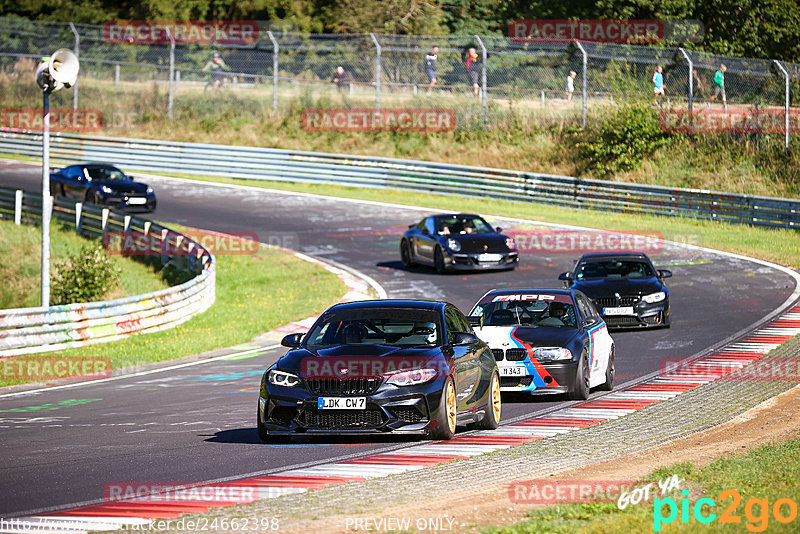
[
  {"x1": 201, "y1": 52, "x2": 230, "y2": 91},
  {"x1": 709, "y1": 64, "x2": 726, "y2": 107}
]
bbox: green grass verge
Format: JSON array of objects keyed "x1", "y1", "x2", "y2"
[
  {"x1": 152, "y1": 172, "x2": 800, "y2": 269},
  {"x1": 0, "y1": 218, "x2": 168, "y2": 309},
  {"x1": 0, "y1": 231, "x2": 346, "y2": 388},
  {"x1": 484, "y1": 433, "x2": 800, "y2": 533}
]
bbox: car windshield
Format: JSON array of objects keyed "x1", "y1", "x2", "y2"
[
  {"x1": 470, "y1": 298, "x2": 577, "y2": 328},
  {"x1": 85, "y1": 166, "x2": 127, "y2": 182},
  {"x1": 576, "y1": 259, "x2": 655, "y2": 280},
  {"x1": 305, "y1": 308, "x2": 441, "y2": 347},
  {"x1": 435, "y1": 215, "x2": 493, "y2": 236}
]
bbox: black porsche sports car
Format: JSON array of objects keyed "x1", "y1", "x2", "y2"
[
  {"x1": 558, "y1": 252, "x2": 671, "y2": 329},
  {"x1": 50, "y1": 163, "x2": 156, "y2": 212},
  {"x1": 257, "y1": 300, "x2": 502, "y2": 442},
  {"x1": 468, "y1": 288, "x2": 615, "y2": 399},
  {"x1": 400, "y1": 213, "x2": 518, "y2": 273}
]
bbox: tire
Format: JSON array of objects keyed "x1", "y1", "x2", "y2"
[
  {"x1": 400, "y1": 239, "x2": 414, "y2": 267},
  {"x1": 257, "y1": 409, "x2": 290, "y2": 444},
  {"x1": 473, "y1": 371, "x2": 501, "y2": 430},
  {"x1": 598, "y1": 346, "x2": 615, "y2": 391},
  {"x1": 430, "y1": 378, "x2": 457, "y2": 440},
  {"x1": 568, "y1": 352, "x2": 590, "y2": 400},
  {"x1": 434, "y1": 246, "x2": 447, "y2": 274},
  {"x1": 85, "y1": 190, "x2": 99, "y2": 205}
]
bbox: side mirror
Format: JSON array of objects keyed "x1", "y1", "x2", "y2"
[
  {"x1": 408, "y1": 223, "x2": 415, "y2": 229},
  {"x1": 128, "y1": 175, "x2": 135, "y2": 181},
  {"x1": 467, "y1": 316, "x2": 483, "y2": 327},
  {"x1": 581, "y1": 318, "x2": 596, "y2": 328},
  {"x1": 495, "y1": 226, "x2": 503, "y2": 233},
  {"x1": 658, "y1": 269, "x2": 672, "y2": 279},
  {"x1": 558, "y1": 272, "x2": 573, "y2": 281},
  {"x1": 281, "y1": 333, "x2": 304, "y2": 348},
  {"x1": 452, "y1": 332, "x2": 479, "y2": 345}
]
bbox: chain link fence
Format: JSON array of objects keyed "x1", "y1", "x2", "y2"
[{"x1": 1, "y1": 17, "x2": 798, "y2": 143}]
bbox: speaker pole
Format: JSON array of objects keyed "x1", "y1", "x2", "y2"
[{"x1": 41, "y1": 89, "x2": 51, "y2": 307}]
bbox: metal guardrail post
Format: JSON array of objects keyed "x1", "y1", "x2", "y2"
[
  {"x1": 69, "y1": 22, "x2": 79, "y2": 111},
  {"x1": 166, "y1": 28, "x2": 175, "y2": 119},
  {"x1": 114, "y1": 63, "x2": 120, "y2": 86},
  {"x1": 14, "y1": 190, "x2": 22, "y2": 225},
  {"x1": 678, "y1": 48, "x2": 693, "y2": 133},
  {"x1": 475, "y1": 35, "x2": 488, "y2": 124},
  {"x1": 267, "y1": 31, "x2": 279, "y2": 113},
  {"x1": 75, "y1": 201, "x2": 82, "y2": 232},
  {"x1": 574, "y1": 41, "x2": 587, "y2": 128},
  {"x1": 370, "y1": 33, "x2": 381, "y2": 110},
  {"x1": 773, "y1": 60, "x2": 790, "y2": 150}
]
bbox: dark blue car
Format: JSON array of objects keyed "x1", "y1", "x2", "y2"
[
  {"x1": 559, "y1": 252, "x2": 671, "y2": 329},
  {"x1": 400, "y1": 213, "x2": 519, "y2": 273},
  {"x1": 50, "y1": 163, "x2": 156, "y2": 212},
  {"x1": 257, "y1": 300, "x2": 501, "y2": 442}
]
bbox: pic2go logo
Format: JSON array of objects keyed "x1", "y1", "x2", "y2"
[{"x1": 654, "y1": 489, "x2": 799, "y2": 532}]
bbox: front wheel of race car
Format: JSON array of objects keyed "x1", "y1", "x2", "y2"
[
  {"x1": 257, "y1": 409, "x2": 290, "y2": 444},
  {"x1": 471, "y1": 371, "x2": 501, "y2": 430},
  {"x1": 434, "y1": 246, "x2": 447, "y2": 274},
  {"x1": 569, "y1": 352, "x2": 590, "y2": 400},
  {"x1": 430, "y1": 378, "x2": 457, "y2": 440},
  {"x1": 598, "y1": 346, "x2": 615, "y2": 391}
]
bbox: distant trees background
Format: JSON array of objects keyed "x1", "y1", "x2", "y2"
[{"x1": 1, "y1": 0, "x2": 798, "y2": 61}]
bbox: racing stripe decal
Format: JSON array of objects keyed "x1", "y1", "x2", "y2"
[{"x1": 510, "y1": 327, "x2": 560, "y2": 388}]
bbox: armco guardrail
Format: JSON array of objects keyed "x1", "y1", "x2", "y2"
[
  {"x1": 0, "y1": 186, "x2": 215, "y2": 356},
  {"x1": 1, "y1": 131, "x2": 798, "y2": 229}
]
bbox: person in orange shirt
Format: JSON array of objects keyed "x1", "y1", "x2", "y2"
[{"x1": 466, "y1": 47, "x2": 480, "y2": 97}]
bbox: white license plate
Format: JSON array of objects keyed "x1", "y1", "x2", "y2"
[
  {"x1": 499, "y1": 366, "x2": 526, "y2": 377},
  {"x1": 477, "y1": 253, "x2": 502, "y2": 262},
  {"x1": 317, "y1": 397, "x2": 366, "y2": 410},
  {"x1": 128, "y1": 197, "x2": 147, "y2": 205},
  {"x1": 603, "y1": 306, "x2": 635, "y2": 316}
]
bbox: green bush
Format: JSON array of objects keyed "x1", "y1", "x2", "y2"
[
  {"x1": 572, "y1": 103, "x2": 672, "y2": 178},
  {"x1": 51, "y1": 244, "x2": 121, "y2": 305}
]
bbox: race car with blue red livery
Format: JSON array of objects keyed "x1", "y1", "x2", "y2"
[{"x1": 467, "y1": 288, "x2": 614, "y2": 400}]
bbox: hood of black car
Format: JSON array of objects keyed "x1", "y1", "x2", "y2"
[
  {"x1": 444, "y1": 233, "x2": 509, "y2": 254},
  {"x1": 277, "y1": 345, "x2": 444, "y2": 377},
  {"x1": 572, "y1": 278, "x2": 664, "y2": 298}
]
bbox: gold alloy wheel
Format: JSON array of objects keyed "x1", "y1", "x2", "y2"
[
  {"x1": 445, "y1": 381, "x2": 457, "y2": 434},
  {"x1": 491, "y1": 372, "x2": 502, "y2": 422}
]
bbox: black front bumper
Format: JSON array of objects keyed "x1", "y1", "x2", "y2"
[
  {"x1": 445, "y1": 251, "x2": 518, "y2": 271},
  {"x1": 596, "y1": 300, "x2": 670, "y2": 329},
  {"x1": 258, "y1": 377, "x2": 446, "y2": 436}
]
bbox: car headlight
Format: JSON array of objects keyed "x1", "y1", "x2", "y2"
[
  {"x1": 532, "y1": 347, "x2": 572, "y2": 361},
  {"x1": 446, "y1": 238, "x2": 461, "y2": 252},
  {"x1": 267, "y1": 370, "x2": 301, "y2": 387},
  {"x1": 642, "y1": 291, "x2": 666, "y2": 304},
  {"x1": 101, "y1": 186, "x2": 113, "y2": 194},
  {"x1": 386, "y1": 368, "x2": 437, "y2": 386},
  {"x1": 146, "y1": 186, "x2": 154, "y2": 193},
  {"x1": 505, "y1": 238, "x2": 517, "y2": 251}
]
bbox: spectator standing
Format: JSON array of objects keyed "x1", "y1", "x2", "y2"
[
  {"x1": 709, "y1": 64, "x2": 727, "y2": 109},
  {"x1": 653, "y1": 65, "x2": 664, "y2": 105},
  {"x1": 201, "y1": 52, "x2": 230, "y2": 91},
  {"x1": 425, "y1": 46, "x2": 439, "y2": 95},
  {"x1": 565, "y1": 70, "x2": 576, "y2": 101},
  {"x1": 466, "y1": 47, "x2": 480, "y2": 97},
  {"x1": 331, "y1": 65, "x2": 351, "y2": 93}
]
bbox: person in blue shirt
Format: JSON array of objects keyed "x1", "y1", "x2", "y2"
[{"x1": 653, "y1": 65, "x2": 664, "y2": 105}]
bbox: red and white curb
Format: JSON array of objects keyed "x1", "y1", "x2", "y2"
[{"x1": 11, "y1": 305, "x2": 799, "y2": 533}]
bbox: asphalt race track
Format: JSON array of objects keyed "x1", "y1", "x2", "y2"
[{"x1": 0, "y1": 163, "x2": 796, "y2": 517}]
